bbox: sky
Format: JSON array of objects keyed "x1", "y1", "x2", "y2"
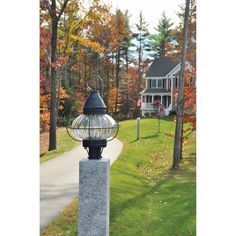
[{"x1": 103, "y1": 0, "x2": 185, "y2": 33}]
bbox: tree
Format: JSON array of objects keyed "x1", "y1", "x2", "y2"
[
  {"x1": 40, "y1": 0, "x2": 113, "y2": 144},
  {"x1": 119, "y1": 67, "x2": 140, "y2": 118},
  {"x1": 172, "y1": 0, "x2": 190, "y2": 169},
  {"x1": 174, "y1": 0, "x2": 196, "y2": 65},
  {"x1": 133, "y1": 11, "x2": 150, "y2": 101},
  {"x1": 123, "y1": 10, "x2": 132, "y2": 73},
  {"x1": 111, "y1": 9, "x2": 130, "y2": 114},
  {"x1": 40, "y1": 0, "x2": 70, "y2": 151},
  {"x1": 172, "y1": 0, "x2": 196, "y2": 159},
  {"x1": 149, "y1": 12, "x2": 174, "y2": 57}
]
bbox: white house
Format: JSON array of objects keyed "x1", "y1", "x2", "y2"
[{"x1": 140, "y1": 57, "x2": 189, "y2": 116}]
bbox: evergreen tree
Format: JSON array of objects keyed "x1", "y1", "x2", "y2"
[
  {"x1": 123, "y1": 10, "x2": 133, "y2": 73},
  {"x1": 132, "y1": 11, "x2": 150, "y2": 100},
  {"x1": 149, "y1": 12, "x2": 174, "y2": 57}
]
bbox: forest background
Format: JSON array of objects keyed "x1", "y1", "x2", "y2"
[
  {"x1": 40, "y1": 0, "x2": 196, "y2": 155},
  {"x1": 1, "y1": 0, "x2": 236, "y2": 236}
]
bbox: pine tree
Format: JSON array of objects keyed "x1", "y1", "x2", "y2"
[
  {"x1": 132, "y1": 11, "x2": 150, "y2": 101},
  {"x1": 149, "y1": 12, "x2": 174, "y2": 57}
]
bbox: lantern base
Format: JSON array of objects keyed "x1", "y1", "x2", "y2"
[{"x1": 83, "y1": 140, "x2": 107, "y2": 159}]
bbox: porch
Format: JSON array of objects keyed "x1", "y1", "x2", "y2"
[{"x1": 141, "y1": 94, "x2": 172, "y2": 116}]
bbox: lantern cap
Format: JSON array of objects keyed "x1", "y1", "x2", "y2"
[{"x1": 83, "y1": 89, "x2": 107, "y2": 115}]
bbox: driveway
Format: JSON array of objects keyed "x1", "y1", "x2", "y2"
[{"x1": 40, "y1": 138, "x2": 123, "y2": 229}]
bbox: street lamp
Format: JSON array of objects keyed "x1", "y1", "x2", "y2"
[{"x1": 67, "y1": 89, "x2": 119, "y2": 159}]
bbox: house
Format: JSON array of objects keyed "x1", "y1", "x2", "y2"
[{"x1": 140, "y1": 57, "x2": 189, "y2": 116}]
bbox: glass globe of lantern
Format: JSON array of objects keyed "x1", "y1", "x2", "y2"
[
  {"x1": 68, "y1": 114, "x2": 118, "y2": 141},
  {"x1": 67, "y1": 89, "x2": 119, "y2": 159}
]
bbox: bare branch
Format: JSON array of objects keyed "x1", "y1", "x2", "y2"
[{"x1": 57, "y1": 0, "x2": 70, "y2": 21}]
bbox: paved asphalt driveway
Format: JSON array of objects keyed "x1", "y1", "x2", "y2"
[{"x1": 40, "y1": 138, "x2": 123, "y2": 229}]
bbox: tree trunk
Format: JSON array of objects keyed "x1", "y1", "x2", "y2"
[
  {"x1": 46, "y1": 0, "x2": 69, "y2": 151},
  {"x1": 137, "y1": 38, "x2": 142, "y2": 94},
  {"x1": 49, "y1": 18, "x2": 58, "y2": 151},
  {"x1": 180, "y1": 123, "x2": 184, "y2": 160},
  {"x1": 172, "y1": 0, "x2": 190, "y2": 169},
  {"x1": 125, "y1": 47, "x2": 129, "y2": 73},
  {"x1": 105, "y1": 69, "x2": 110, "y2": 106},
  {"x1": 114, "y1": 47, "x2": 121, "y2": 114}
]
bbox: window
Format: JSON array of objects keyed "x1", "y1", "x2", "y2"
[
  {"x1": 175, "y1": 77, "x2": 179, "y2": 88},
  {"x1": 146, "y1": 96, "x2": 152, "y2": 103},
  {"x1": 167, "y1": 95, "x2": 171, "y2": 107},
  {"x1": 148, "y1": 80, "x2": 152, "y2": 88},
  {"x1": 158, "y1": 79, "x2": 163, "y2": 88},
  {"x1": 151, "y1": 80, "x2": 156, "y2": 88},
  {"x1": 151, "y1": 79, "x2": 163, "y2": 88},
  {"x1": 168, "y1": 79, "x2": 171, "y2": 90}
]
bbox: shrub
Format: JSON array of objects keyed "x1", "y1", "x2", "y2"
[
  {"x1": 151, "y1": 112, "x2": 157, "y2": 117},
  {"x1": 169, "y1": 111, "x2": 176, "y2": 116},
  {"x1": 57, "y1": 114, "x2": 75, "y2": 127},
  {"x1": 144, "y1": 112, "x2": 150, "y2": 117}
]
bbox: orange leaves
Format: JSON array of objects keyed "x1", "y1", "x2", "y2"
[
  {"x1": 71, "y1": 35, "x2": 105, "y2": 53},
  {"x1": 108, "y1": 88, "x2": 119, "y2": 113},
  {"x1": 172, "y1": 69, "x2": 196, "y2": 134},
  {"x1": 76, "y1": 91, "x2": 87, "y2": 113},
  {"x1": 57, "y1": 86, "x2": 69, "y2": 100},
  {"x1": 40, "y1": 94, "x2": 50, "y2": 111},
  {"x1": 40, "y1": 111, "x2": 50, "y2": 133}
]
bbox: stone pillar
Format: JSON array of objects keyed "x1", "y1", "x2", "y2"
[{"x1": 78, "y1": 159, "x2": 110, "y2": 236}]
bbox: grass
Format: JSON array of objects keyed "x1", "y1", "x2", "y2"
[
  {"x1": 41, "y1": 198, "x2": 78, "y2": 236},
  {"x1": 41, "y1": 118, "x2": 196, "y2": 235},
  {"x1": 40, "y1": 128, "x2": 78, "y2": 163}
]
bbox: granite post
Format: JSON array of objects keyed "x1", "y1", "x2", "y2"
[{"x1": 78, "y1": 158, "x2": 110, "y2": 236}]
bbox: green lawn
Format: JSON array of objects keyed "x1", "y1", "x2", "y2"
[
  {"x1": 41, "y1": 118, "x2": 196, "y2": 235},
  {"x1": 40, "y1": 128, "x2": 78, "y2": 163}
]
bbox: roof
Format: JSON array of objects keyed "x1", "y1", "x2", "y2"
[
  {"x1": 145, "y1": 57, "x2": 179, "y2": 78},
  {"x1": 140, "y1": 88, "x2": 171, "y2": 94}
]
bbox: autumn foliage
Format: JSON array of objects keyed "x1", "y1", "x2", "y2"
[{"x1": 40, "y1": 0, "x2": 196, "y2": 139}]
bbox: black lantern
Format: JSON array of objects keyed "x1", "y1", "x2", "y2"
[{"x1": 67, "y1": 89, "x2": 119, "y2": 159}]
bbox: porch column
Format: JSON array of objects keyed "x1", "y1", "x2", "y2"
[
  {"x1": 161, "y1": 95, "x2": 163, "y2": 104},
  {"x1": 171, "y1": 77, "x2": 174, "y2": 93},
  {"x1": 171, "y1": 77, "x2": 174, "y2": 108},
  {"x1": 152, "y1": 95, "x2": 154, "y2": 104}
]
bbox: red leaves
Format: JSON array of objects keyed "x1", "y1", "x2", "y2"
[{"x1": 40, "y1": 27, "x2": 51, "y2": 66}]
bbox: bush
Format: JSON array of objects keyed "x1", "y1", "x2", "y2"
[
  {"x1": 144, "y1": 112, "x2": 150, "y2": 117},
  {"x1": 151, "y1": 112, "x2": 157, "y2": 117},
  {"x1": 169, "y1": 111, "x2": 176, "y2": 116},
  {"x1": 57, "y1": 114, "x2": 75, "y2": 127}
]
